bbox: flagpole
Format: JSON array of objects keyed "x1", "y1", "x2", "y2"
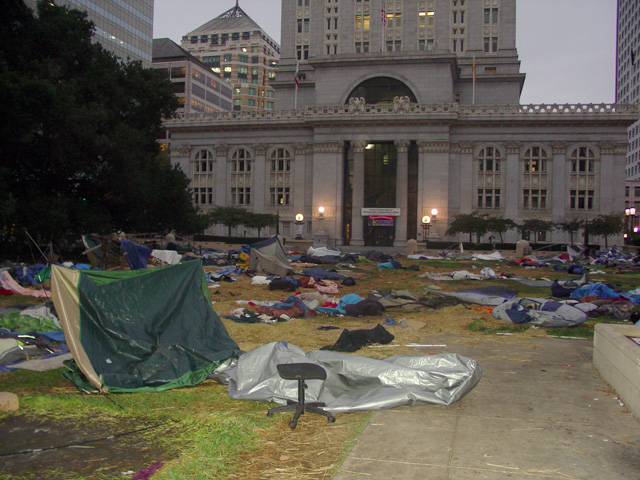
[
  {"x1": 472, "y1": 54, "x2": 476, "y2": 105},
  {"x1": 381, "y1": 1, "x2": 386, "y2": 53},
  {"x1": 294, "y1": 60, "x2": 299, "y2": 110}
]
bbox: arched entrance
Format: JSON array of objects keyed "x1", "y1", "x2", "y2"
[{"x1": 346, "y1": 77, "x2": 417, "y2": 104}]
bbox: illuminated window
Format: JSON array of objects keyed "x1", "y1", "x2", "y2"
[
  {"x1": 269, "y1": 148, "x2": 291, "y2": 205},
  {"x1": 522, "y1": 147, "x2": 549, "y2": 210}
]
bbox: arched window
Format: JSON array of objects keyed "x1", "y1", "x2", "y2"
[
  {"x1": 230, "y1": 148, "x2": 252, "y2": 205},
  {"x1": 569, "y1": 147, "x2": 596, "y2": 210},
  {"x1": 522, "y1": 146, "x2": 548, "y2": 210},
  {"x1": 192, "y1": 149, "x2": 214, "y2": 206},
  {"x1": 269, "y1": 148, "x2": 292, "y2": 206},
  {"x1": 477, "y1": 146, "x2": 502, "y2": 209},
  {"x1": 346, "y1": 77, "x2": 417, "y2": 104}
]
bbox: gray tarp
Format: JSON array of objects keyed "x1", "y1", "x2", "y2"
[{"x1": 224, "y1": 341, "x2": 482, "y2": 413}]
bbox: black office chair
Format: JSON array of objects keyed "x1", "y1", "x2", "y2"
[{"x1": 267, "y1": 363, "x2": 336, "y2": 429}]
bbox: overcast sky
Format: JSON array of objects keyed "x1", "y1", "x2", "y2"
[{"x1": 153, "y1": 0, "x2": 618, "y2": 105}]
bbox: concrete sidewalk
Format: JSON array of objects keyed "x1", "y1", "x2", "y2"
[{"x1": 333, "y1": 335, "x2": 640, "y2": 480}]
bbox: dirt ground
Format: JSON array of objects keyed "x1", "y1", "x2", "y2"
[
  {"x1": 0, "y1": 415, "x2": 169, "y2": 479},
  {"x1": 0, "y1": 252, "x2": 626, "y2": 479}
]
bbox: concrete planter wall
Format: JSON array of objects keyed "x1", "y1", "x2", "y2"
[{"x1": 593, "y1": 323, "x2": 640, "y2": 420}]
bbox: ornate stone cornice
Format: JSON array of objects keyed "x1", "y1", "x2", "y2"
[
  {"x1": 253, "y1": 144, "x2": 268, "y2": 155},
  {"x1": 504, "y1": 141, "x2": 521, "y2": 154},
  {"x1": 459, "y1": 142, "x2": 476, "y2": 154},
  {"x1": 166, "y1": 103, "x2": 639, "y2": 126},
  {"x1": 614, "y1": 142, "x2": 629, "y2": 155},
  {"x1": 418, "y1": 141, "x2": 450, "y2": 153},
  {"x1": 293, "y1": 143, "x2": 313, "y2": 154},
  {"x1": 313, "y1": 141, "x2": 344, "y2": 154},
  {"x1": 171, "y1": 144, "x2": 191, "y2": 157},
  {"x1": 599, "y1": 141, "x2": 628, "y2": 155},
  {"x1": 551, "y1": 142, "x2": 568, "y2": 154},
  {"x1": 394, "y1": 139, "x2": 411, "y2": 152},
  {"x1": 354, "y1": 140, "x2": 369, "y2": 153},
  {"x1": 215, "y1": 144, "x2": 229, "y2": 156}
]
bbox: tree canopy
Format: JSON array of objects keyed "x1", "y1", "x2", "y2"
[{"x1": 0, "y1": 1, "x2": 204, "y2": 249}]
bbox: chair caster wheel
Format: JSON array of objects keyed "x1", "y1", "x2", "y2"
[
  {"x1": 327, "y1": 416, "x2": 335, "y2": 423},
  {"x1": 266, "y1": 411, "x2": 273, "y2": 417},
  {"x1": 288, "y1": 420, "x2": 298, "y2": 429}
]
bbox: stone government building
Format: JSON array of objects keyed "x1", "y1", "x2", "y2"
[{"x1": 165, "y1": 0, "x2": 638, "y2": 247}]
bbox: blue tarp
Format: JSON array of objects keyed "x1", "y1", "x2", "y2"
[
  {"x1": 570, "y1": 283, "x2": 621, "y2": 300},
  {"x1": 120, "y1": 239, "x2": 152, "y2": 270}
]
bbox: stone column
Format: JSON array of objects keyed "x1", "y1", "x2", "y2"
[
  {"x1": 214, "y1": 144, "x2": 228, "y2": 207},
  {"x1": 393, "y1": 139, "x2": 410, "y2": 247},
  {"x1": 503, "y1": 142, "x2": 521, "y2": 222},
  {"x1": 252, "y1": 144, "x2": 268, "y2": 214},
  {"x1": 551, "y1": 142, "x2": 568, "y2": 232},
  {"x1": 312, "y1": 141, "x2": 344, "y2": 247},
  {"x1": 170, "y1": 144, "x2": 192, "y2": 177},
  {"x1": 599, "y1": 142, "x2": 626, "y2": 213},
  {"x1": 351, "y1": 140, "x2": 367, "y2": 246},
  {"x1": 293, "y1": 143, "x2": 311, "y2": 219},
  {"x1": 458, "y1": 142, "x2": 476, "y2": 214},
  {"x1": 418, "y1": 141, "x2": 450, "y2": 241}
]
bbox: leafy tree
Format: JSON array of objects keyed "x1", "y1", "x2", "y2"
[
  {"x1": 486, "y1": 216, "x2": 517, "y2": 243},
  {"x1": 588, "y1": 214, "x2": 624, "y2": 248},
  {"x1": 0, "y1": 1, "x2": 198, "y2": 249},
  {"x1": 445, "y1": 212, "x2": 488, "y2": 244},
  {"x1": 556, "y1": 219, "x2": 583, "y2": 244},
  {"x1": 517, "y1": 219, "x2": 554, "y2": 243},
  {"x1": 207, "y1": 206, "x2": 250, "y2": 237},
  {"x1": 244, "y1": 213, "x2": 278, "y2": 237}
]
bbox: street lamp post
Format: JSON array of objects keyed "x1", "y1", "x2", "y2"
[
  {"x1": 295, "y1": 213, "x2": 304, "y2": 239},
  {"x1": 421, "y1": 215, "x2": 431, "y2": 248},
  {"x1": 626, "y1": 206, "x2": 636, "y2": 243}
]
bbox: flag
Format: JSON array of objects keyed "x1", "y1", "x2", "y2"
[
  {"x1": 294, "y1": 61, "x2": 300, "y2": 88},
  {"x1": 382, "y1": 1, "x2": 386, "y2": 25}
]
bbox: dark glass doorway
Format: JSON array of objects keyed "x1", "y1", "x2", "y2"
[{"x1": 363, "y1": 142, "x2": 397, "y2": 246}]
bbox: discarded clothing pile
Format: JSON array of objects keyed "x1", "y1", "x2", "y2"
[
  {"x1": 369, "y1": 290, "x2": 461, "y2": 311},
  {"x1": 425, "y1": 285, "x2": 517, "y2": 307},
  {"x1": 493, "y1": 298, "x2": 592, "y2": 327},
  {"x1": 321, "y1": 324, "x2": 394, "y2": 352},
  {"x1": 0, "y1": 302, "x2": 68, "y2": 372},
  {"x1": 317, "y1": 294, "x2": 385, "y2": 317}
]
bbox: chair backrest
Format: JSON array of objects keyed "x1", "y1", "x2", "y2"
[{"x1": 276, "y1": 363, "x2": 327, "y2": 381}]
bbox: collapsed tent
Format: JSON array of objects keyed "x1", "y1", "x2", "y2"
[
  {"x1": 225, "y1": 341, "x2": 482, "y2": 413},
  {"x1": 51, "y1": 260, "x2": 240, "y2": 393},
  {"x1": 492, "y1": 298, "x2": 592, "y2": 327},
  {"x1": 249, "y1": 236, "x2": 293, "y2": 276}
]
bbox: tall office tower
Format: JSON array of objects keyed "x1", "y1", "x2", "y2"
[
  {"x1": 24, "y1": 0, "x2": 154, "y2": 66},
  {"x1": 181, "y1": 2, "x2": 280, "y2": 111},
  {"x1": 617, "y1": 0, "x2": 640, "y2": 180},
  {"x1": 274, "y1": 0, "x2": 524, "y2": 108}
]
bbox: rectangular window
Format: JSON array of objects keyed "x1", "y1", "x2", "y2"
[
  {"x1": 248, "y1": 87, "x2": 256, "y2": 95},
  {"x1": 170, "y1": 67, "x2": 186, "y2": 78},
  {"x1": 238, "y1": 55, "x2": 248, "y2": 63},
  {"x1": 267, "y1": 101, "x2": 274, "y2": 108},
  {"x1": 223, "y1": 54, "x2": 232, "y2": 62}
]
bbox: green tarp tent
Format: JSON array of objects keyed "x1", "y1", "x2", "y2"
[{"x1": 51, "y1": 260, "x2": 240, "y2": 393}]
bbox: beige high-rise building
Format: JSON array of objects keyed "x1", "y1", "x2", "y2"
[{"x1": 181, "y1": 2, "x2": 280, "y2": 111}]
